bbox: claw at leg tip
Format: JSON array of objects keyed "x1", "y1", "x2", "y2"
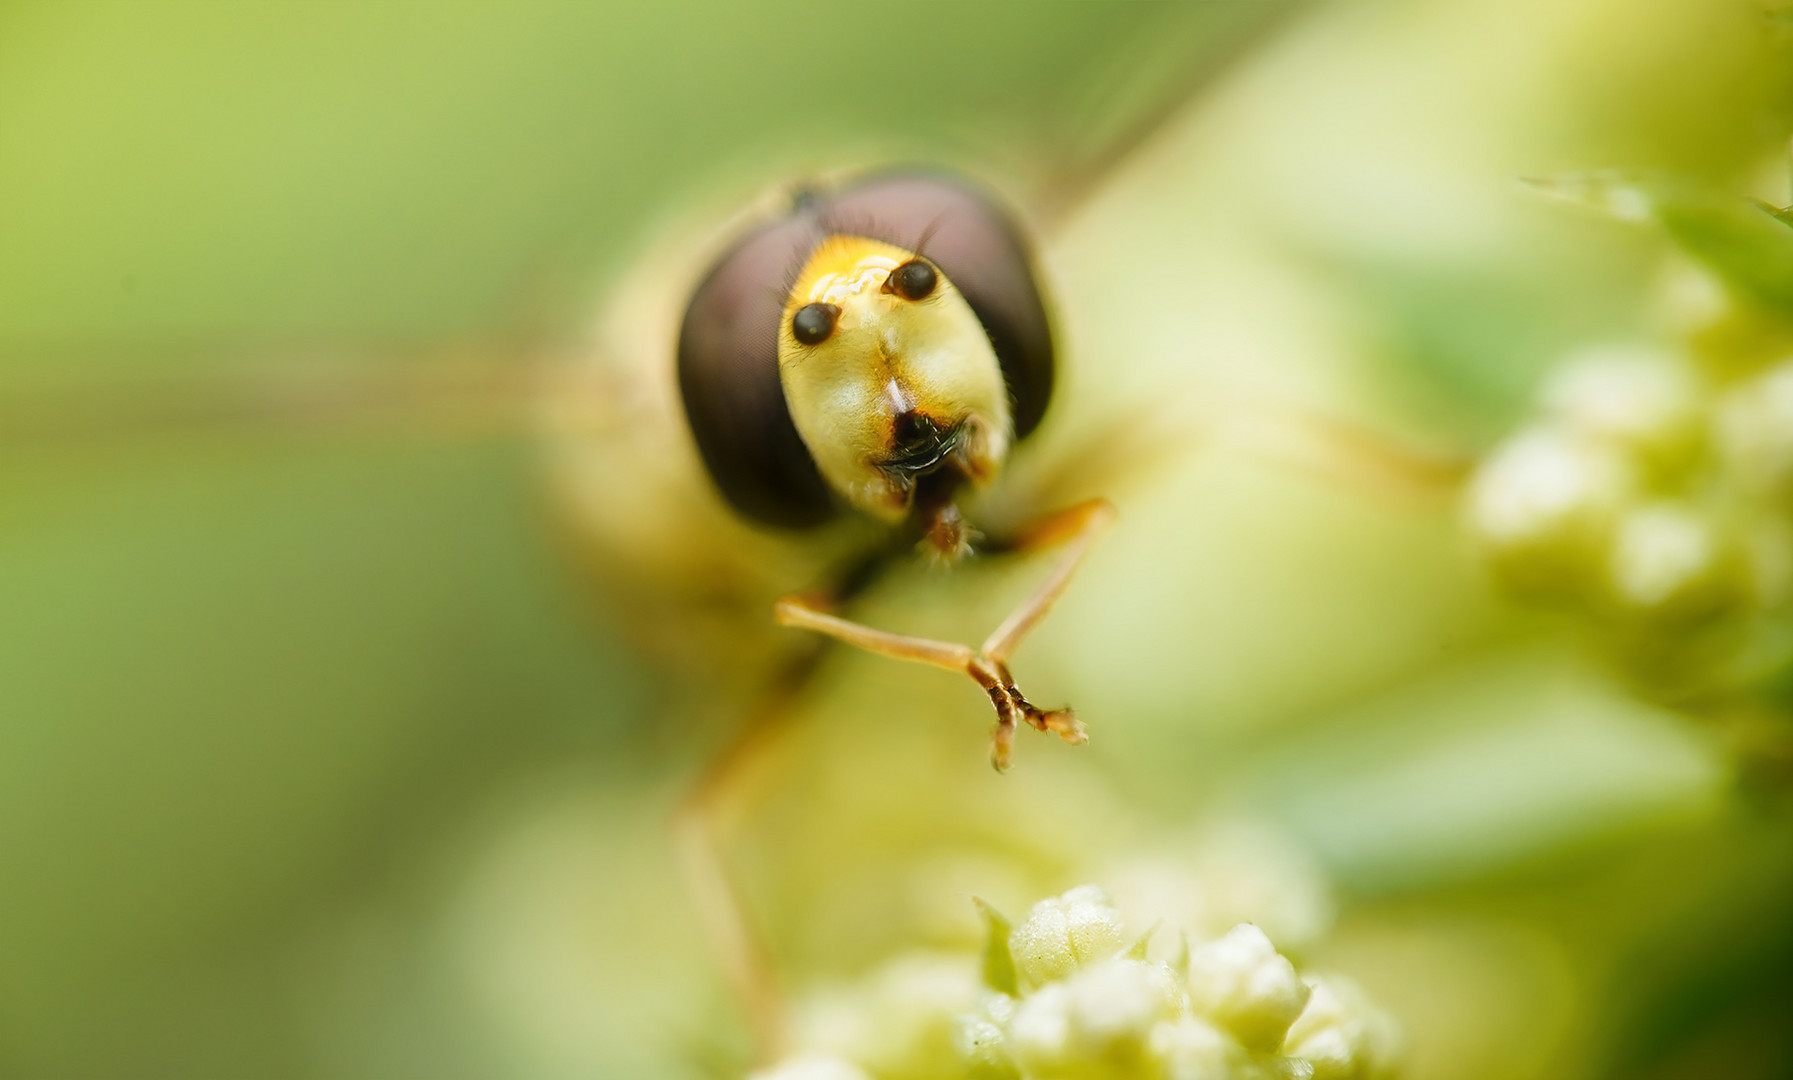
[
  {"x1": 1047, "y1": 710, "x2": 1088, "y2": 745},
  {"x1": 990, "y1": 724, "x2": 1016, "y2": 772}
]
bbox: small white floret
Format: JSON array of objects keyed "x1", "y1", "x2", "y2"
[
  {"x1": 1281, "y1": 975, "x2": 1400, "y2": 1080},
  {"x1": 1186, "y1": 925, "x2": 1311, "y2": 1053},
  {"x1": 1466, "y1": 427, "x2": 1637, "y2": 597},
  {"x1": 1009, "y1": 884, "x2": 1126, "y2": 987},
  {"x1": 1008, "y1": 958, "x2": 1187, "y2": 1074},
  {"x1": 1716, "y1": 359, "x2": 1793, "y2": 497},
  {"x1": 1608, "y1": 502, "x2": 1722, "y2": 611},
  {"x1": 1542, "y1": 345, "x2": 1701, "y2": 458}
]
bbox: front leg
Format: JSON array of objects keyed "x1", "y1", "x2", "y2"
[{"x1": 773, "y1": 498, "x2": 1114, "y2": 769}]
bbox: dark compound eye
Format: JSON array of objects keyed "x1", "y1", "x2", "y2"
[
  {"x1": 791, "y1": 301, "x2": 839, "y2": 346},
  {"x1": 887, "y1": 259, "x2": 937, "y2": 301}
]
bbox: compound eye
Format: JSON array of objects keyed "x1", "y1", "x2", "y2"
[
  {"x1": 887, "y1": 259, "x2": 937, "y2": 301},
  {"x1": 791, "y1": 302, "x2": 840, "y2": 346}
]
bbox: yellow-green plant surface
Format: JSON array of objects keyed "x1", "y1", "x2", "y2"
[{"x1": 4, "y1": 2, "x2": 1792, "y2": 1079}]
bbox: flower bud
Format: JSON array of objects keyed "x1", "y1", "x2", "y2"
[
  {"x1": 1542, "y1": 345, "x2": 1703, "y2": 468},
  {"x1": 1010, "y1": 885, "x2": 1125, "y2": 988},
  {"x1": 955, "y1": 990, "x2": 1021, "y2": 1079},
  {"x1": 1606, "y1": 501, "x2": 1737, "y2": 618},
  {"x1": 1008, "y1": 957, "x2": 1186, "y2": 1077},
  {"x1": 1281, "y1": 976, "x2": 1399, "y2": 1080},
  {"x1": 1715, "y1": 359, "x2": 1793, "y2": 501},
  {"x1": 1465, "y1": 427, "x2": 1633, "y2": 593},
  {"x1": 1186, "y1": 925, "x2": 1311, "y2": 1053},
  {"x1": 1149, "y1": 1017, "x2": 1287, "y2": 1080}
]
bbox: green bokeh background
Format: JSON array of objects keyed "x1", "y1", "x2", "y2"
[{"x1": 4, "y1": 2, "x2": 1792, "y2": 1078}]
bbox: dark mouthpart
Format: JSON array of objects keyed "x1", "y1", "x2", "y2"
[{"x1": 882, "y1": 413, "x2": 965, "y2": 477}]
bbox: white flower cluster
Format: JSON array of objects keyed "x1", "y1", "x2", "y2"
[
  {"x1": 750, "y1": 886, "x2": 1397, "y2": 1080},
  {"x1": 1466, "y1": 346, "x2": 1793, "y2": 683}
]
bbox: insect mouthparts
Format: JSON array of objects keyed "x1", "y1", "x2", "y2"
[{"x1": 884, "y1": 412, "x2": 964, "y2": 476}]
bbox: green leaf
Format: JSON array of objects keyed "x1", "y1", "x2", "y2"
[
  {"x1": 973, "y1": 897, "x2": 1019, "y2": 997},
  {"x1": 1523, "y1": 172, "x2": 1793, "y2": 313},
  {"x1": 1752, "y1": 197, "x2": 1793, "y2": 231},
  {"x1": 1520, "y1": 170, "x2": 1659, "y2": 223},
  {"x1": 1659, "y1": 199, "x2": 1793, "y2": 312}
]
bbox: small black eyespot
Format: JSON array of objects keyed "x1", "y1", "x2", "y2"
[
  {"x1": 791, "y1": 302, "x2": 839, "y2": 346},
  {"x1": 888, "y1": 259, "x2": 937, "y2": 301}
]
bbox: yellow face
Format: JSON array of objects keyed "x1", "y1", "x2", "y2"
[{"x1": 776, "y1": 236, "x2": 1012, "y2": 522}]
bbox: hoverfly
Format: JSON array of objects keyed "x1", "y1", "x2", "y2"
[
  {"x1": 536, "y1": 166, "x2": 1127, "y2": 1053},
  {"x1": 567, "y1": 149, "x2": 1475, "y2": 1056},
  {"x1": 1, "y1": 5, "x2": 1389, "y2": 1068},
  {"x1": 677, "y1": 170, "x2": 1108, "y2": 772}
]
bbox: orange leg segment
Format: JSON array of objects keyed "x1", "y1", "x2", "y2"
[{"x1": 774, "y1": 498, "x2": 1115, "y2": 770}]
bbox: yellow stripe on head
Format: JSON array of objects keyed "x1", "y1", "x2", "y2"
[{"x1": 775, "y1": 234, "x2": 1012, "y2": 521}]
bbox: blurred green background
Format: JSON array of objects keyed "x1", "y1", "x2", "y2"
[{"x1": 4, "y1": 1, "x2": 1793, "y2": 1078}]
